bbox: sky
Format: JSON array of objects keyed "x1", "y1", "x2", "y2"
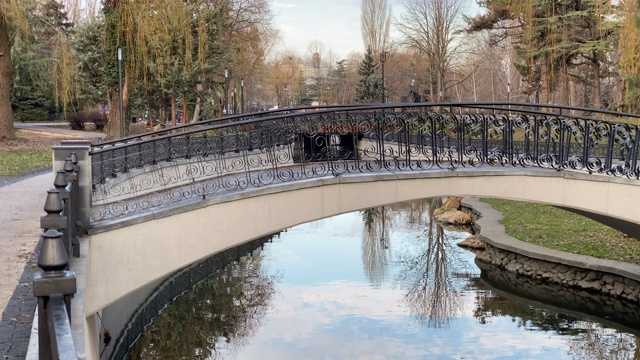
[
  {"x1": 271, "y1": 0, "x2": 396, "y2": 60},
  {"x1": 271, "y1": 0, "x2": 481, "y2": 61}
]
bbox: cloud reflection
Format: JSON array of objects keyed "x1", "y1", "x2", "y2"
[{"x1": 237, "y1": 281, "x2": 573, "y2": 360}]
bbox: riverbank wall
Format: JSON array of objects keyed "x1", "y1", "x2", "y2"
[{"x1": 463, "y1": 198, "x2": 640, "y2": 303}]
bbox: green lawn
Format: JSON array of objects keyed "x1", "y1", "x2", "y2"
[
  {"x1": 479, "y1": 198, "x2": 640, "y2": 264},
  {"x1": 0, "y1": 148, "x2": 52, "y2": 176}
]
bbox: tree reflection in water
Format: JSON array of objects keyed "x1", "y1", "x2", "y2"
[
  {"x1": 129, "y1": 254, "x2": 278, "y2": 359},
  {"x1": 568, "y1": 326, "x2": 639, "y2": 360},
  {"x1": 361, "y1": 198, "x2": 469, "y2": 328},
  {"x1": 360, "y1": 206, "x2": 393, "y2": 286}
]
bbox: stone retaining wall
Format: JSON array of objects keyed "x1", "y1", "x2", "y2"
[
  {"x1": 476, "y1": 243, "x2": 640, "y2": 303},
  {"x1": 462, "y1": 197, "x2": 640, "y2": 305}
]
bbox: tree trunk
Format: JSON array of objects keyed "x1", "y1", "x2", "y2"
[
  {"x1": 170, "y1": 94, "x2": 176, "y2": 127},
  {"x1": 592, "y1": 55, "x2": 602, "y2": 109},
  {"x1": 182, "y1": 92, "x2": 188, "y2": 125},
  {"x1": 191, "y1": 84, "x2": 202, "y2": 123},
  {"x1": 105, "y1": 73, "x2": 129, "y2": 139},
  {"x1": 0, "y1": 13, "x2": 15, "y2": 140}
]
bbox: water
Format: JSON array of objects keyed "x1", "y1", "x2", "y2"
[{"x1": 127, "y1": 199, "x2": 640, "y2": 359}]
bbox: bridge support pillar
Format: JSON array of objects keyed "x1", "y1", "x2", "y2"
[{"x1": 53, "y1": 140, "x2": 92, "y2": 233}]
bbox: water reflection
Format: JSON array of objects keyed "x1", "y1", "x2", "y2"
[
  {"x1": 391, "y1": 198, "x2": 465, "y2": 328},
  {"x1": 360, "y1": 206, "x2": 391, "y2": 286},
  {"x1": 128, "y1": 198, "x2": 639, "y2": 359},
  {"x1": 129, "y1": 253, "x2": 278, "y2": 359},
  {"x1": 476, "y1": 260, "x2": 640, "y2": 360}
]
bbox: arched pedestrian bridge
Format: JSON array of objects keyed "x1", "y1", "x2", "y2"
[
  {"x1": 48, "y1": 102, "x2": 640, "y2": 359},
  {"x1": 85, "y1": 102, "x2": 640, "y2": 223}
]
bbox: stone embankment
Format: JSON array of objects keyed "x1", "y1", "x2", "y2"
[{"x1": 460, "y1": 198, "x2": 640, "y2": 303}]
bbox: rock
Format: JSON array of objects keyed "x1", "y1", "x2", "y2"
[
  {"x1": 434, "y1": 210, "x2": 473, "y2": 225},
  {"x1": 433, "y1": 197, "x2": 473, "y2": 225},
  {"x1": 457, "y1": 235, "x2": 486, "y2": 250},
  {"x1": 434, "y1": 197, "x2": 463, "y2": 216},
  {"x1": 475, "y1": 251, "x2": 492, "y2": 264}
]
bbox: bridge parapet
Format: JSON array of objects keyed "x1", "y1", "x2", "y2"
[{"x1": 87, "y1": 103, "x2": 640, "y2": 224}]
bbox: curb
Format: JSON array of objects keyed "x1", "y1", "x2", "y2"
[{"x1": 463, "y1": 198, "x2": 640, "y2": 283}]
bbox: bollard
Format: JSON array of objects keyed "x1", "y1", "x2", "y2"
[
  {"x1": 70, "y1": 152, "x2": 79, "y2": 173},
  {"x1": 33, "y1": 229, "x2": 77, "y2": 360},
  {"x1": 63, "y1": 157, "x2": 74, "y2": 183},
  {"x1": 53, "y1": 170, "x2": 67, "y2": 191},
  {"x1": 41, "y1": 188, "x2": 71, "y2": 262}
]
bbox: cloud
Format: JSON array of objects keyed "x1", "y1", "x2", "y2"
[{"x1": 273, "y1": 1, "x2": 296, "y2": 9}]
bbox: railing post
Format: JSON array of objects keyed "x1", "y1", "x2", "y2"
[
  {"x1": 33, "y1": 228, "x2": 77, "y2": 360},
  {"x1": 53, "y1": 141, "x2": 92, "y2": 232},
  {"x1": 63, "y1": 157, "x2": 81, "y2": 257},
  {"x1": 41, "y1": 188, "x2": 70, "y2": 260}
]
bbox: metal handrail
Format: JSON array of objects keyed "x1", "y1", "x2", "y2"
[
  {"x1": 34, "y1": 155, "x2": 79, "y2": 359},
  {"x1": 88, "y1": 102, "x2": 640, "y2": 223},
  {"x1": 91, "y1": 103, "x2": 377, "y2": 150}
]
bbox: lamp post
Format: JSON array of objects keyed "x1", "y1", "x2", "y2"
[
  {"x1": 117, "y1": 46, "x2": 124, "y2": 137},
  {"x1": 224, "y1": 68, "x2": 229, "y2": 116},
  {"x1": 507, "y1": 82, "x2": 512, "y2": 115},
  {"x1": 240, "y1": 78, "x2": 244, "y2": 114},
  {"x1": 380, "y1": 51, "x2": 387, "y2": 103},
  {"x1": 232, "y1": 87, "x2": 237, "y2": 115}
]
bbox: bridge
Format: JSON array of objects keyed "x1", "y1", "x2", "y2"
[{"x1": 34, "y1": 102, "x2": 639, "y2": 359}]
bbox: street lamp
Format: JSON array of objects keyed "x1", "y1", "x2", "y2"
[
  {"x1": 117, "y1": 46, "x2": 124, "y2": 137},
  {"x1": 240, "y1": 78, "x2": 244, "y2": 114},
  {"x1": 224, "y1": 68, "x2": 229, "y2": 116},
  {"x1": 380, "y1": 51, "x2": 387, "y2": 103}
]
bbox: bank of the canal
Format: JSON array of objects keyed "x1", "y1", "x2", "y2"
[{"x1": 464, "y1": 198, "x2": 640, "y2": 303}]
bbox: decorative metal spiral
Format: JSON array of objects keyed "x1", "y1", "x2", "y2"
[{"x1": 88, "y1": 104, "x2": 640, "y2": 222}]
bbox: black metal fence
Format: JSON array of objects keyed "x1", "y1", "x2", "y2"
[{"x1": 88, "y1": 103, "x2": 640, "y2": 223}]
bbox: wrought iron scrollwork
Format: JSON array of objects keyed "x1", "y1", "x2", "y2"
[{"x1": 89, "y1": 103, "x2": 640, "y2": 222}]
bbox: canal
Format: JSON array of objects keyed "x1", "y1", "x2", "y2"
[{"x1": 111, "y1": 198, "x2": 639, "y2": 359}]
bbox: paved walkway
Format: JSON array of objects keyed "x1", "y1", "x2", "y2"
[
  {"x1": 0, "y1": 172, "x2": 54, "y2": 359},
  {"x1": 0, "y1": 124, "x2": 103, "y2": 359},
  {"x1": 15, "y1": 123, "x2": 106, "y2": 140}
]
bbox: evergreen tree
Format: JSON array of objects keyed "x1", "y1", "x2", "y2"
[
  {"x1": 10, "y1": 0, "x2": 74, "y2": 121},
  {"x1": 72, "y1": 18, "x2": 106, "y2": 111},
  {"x1": 326, "y1": 59, "x2": 349, "y2": 104},
  {"x1": 467, "y1": 0, "x2": 615, "y2": 107},
  {"x1": 355, "y1": 48, "x2": 382, "y2": 103}
]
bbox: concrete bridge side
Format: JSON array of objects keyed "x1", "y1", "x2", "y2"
[{"x1": 79, "y1": 169, "x2": 639, "y2": 359}]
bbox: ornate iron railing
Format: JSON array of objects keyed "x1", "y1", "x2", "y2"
[{"x1": 88, "y1": 103, "x2": 640, "y2": 223}]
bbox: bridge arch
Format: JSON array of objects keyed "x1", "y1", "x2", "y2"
[{"x1": 84, "y1": 168, "x2": 639, "y2": 316}]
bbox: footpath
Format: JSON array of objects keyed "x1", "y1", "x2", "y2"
[{"x1": 0, "y1": 125, "x2": 104, "y2": 359}]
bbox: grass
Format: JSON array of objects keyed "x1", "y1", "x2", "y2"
[
  {"x1": 480, "y1": 198, "x2": 640, "y2": 264},
  {"x1": 0, "y1": 148, "x2": 53, "y2": 176},
  {"x1": 0, "y1": 129, "x2": 99, "y2": 177},
  {"x1": 0, "y1": 124, "x2": 149, "y2": 177}
]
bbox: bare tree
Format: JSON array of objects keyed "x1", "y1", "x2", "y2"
[
  {"x1": 396, "y1": 0, "x2": 469, "y2": 101},
  {"x1": 361, "y1": 0, "x2": 392, "y2": 56}
]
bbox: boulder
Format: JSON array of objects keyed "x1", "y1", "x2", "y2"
[
  {"x1": 457, "y1": 235, "x2": 486, "y2": 250},
  {"x1": 433, "y1": 197, "x2": 473, "y2": 225}
]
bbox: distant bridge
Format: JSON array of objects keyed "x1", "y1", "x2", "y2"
[{"x1": 45, "y1": 102, "x2": 640, "y2": 359}]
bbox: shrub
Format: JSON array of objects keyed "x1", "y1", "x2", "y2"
[
  {"x1": 67, "y1": 112, "x2": 86, "y2": 130},
  {"x1": 66, "y1": 110, "x2": 109, "y2": 131},
  {"x1": 94, "y1": 112, "x2": 108, "y2": 131}
]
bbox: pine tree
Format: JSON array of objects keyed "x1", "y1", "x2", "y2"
[{"x1": 355, "y1": 48, "x2": 382, "y2": 103}]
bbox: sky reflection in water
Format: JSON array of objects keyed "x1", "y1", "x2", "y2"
[{"x1": 130, "y1": 199, "x2": 639, "y2": 360}]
